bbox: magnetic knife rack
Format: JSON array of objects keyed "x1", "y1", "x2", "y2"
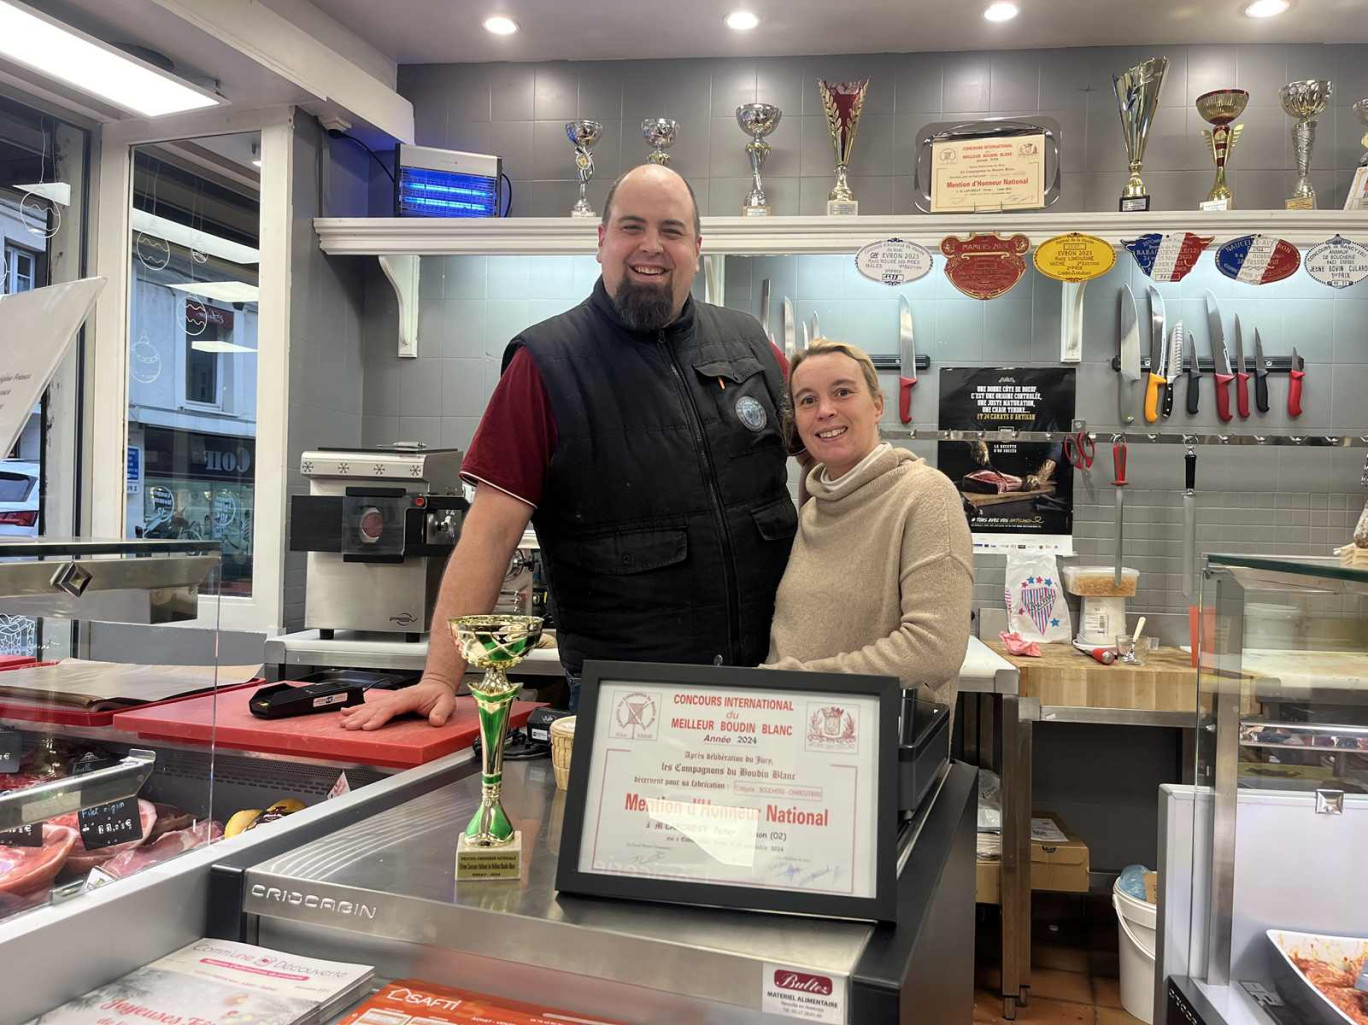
[
  {"x1": 872, "y1": 355, "x2": 931, "y2": 372},
  {"x1": 1110, "y1": 355, "x2": 1297, "y2": 373},
  {"x1": 884, "y1": 425, "x2": 1368, "y2": 448}
]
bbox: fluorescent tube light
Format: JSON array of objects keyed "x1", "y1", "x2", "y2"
[
  {"x1": 191, "y1": 341, "x2": 257, "y2": 354},
  {"x1": 131, "y1": 210, "x2": 259, "y2": 265},
  {"x1": 165, "y1": 281, "x2": 260, "y2": 304},
  {"x1": 0, "y1": 0, "x2": 221, "y2": 117}
]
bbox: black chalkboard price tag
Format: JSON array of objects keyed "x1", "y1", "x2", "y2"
[
  {"x1": 0, "y1": 803, "x2": 41, "y2": 848},
  {"x1": 0, "y1": 728, "x2": 21, "y2": 773},
  {"x1": 73, "y1": 755, "x2": 142, "y2": 850}
]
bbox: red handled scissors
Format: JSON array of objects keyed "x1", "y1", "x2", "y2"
[{"x1": 1064, "y1": 431, "x2": 1095, "y2": 470}]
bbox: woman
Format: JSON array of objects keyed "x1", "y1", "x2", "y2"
[{"x1": 764, "y1": 340, "x2": 974, "y2": 712}]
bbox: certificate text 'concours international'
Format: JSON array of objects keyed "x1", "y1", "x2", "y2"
[{"x1": 579, "y1": 682, "x2": 881, "y2": 897}]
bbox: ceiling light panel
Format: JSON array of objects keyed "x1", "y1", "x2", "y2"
[
  {"x1": 983, "y1": 2, "x2": 1020, "y2": 21},
  {"x1": 483, "y1": 15, "x2": 519, "y2": 34},
  {"x1": 0, "y1": 0, "x2": 221, "y2": 117},
  {"x1": 725, "y1": 11, "x2": 760, "y2": 30}
]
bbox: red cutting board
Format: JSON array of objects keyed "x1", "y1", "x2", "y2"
[
  {"x1": 0, "y1": 680, "x2": 259, "y2": 728},
  {"x1": 112, "y1": 687, "x2": 541, "y2": 769}
]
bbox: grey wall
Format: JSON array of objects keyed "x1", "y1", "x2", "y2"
[
  {"x1": 283, "y1": 116, "x2": 369, "y2": 630},
  {"x1": 383, "y1": 43, "x2": 1368, "y2": 217},
  {"x1": 356, "y1": 43, "x2": 1368, "y2": 633},
  {"x1": 359, "y1": 248, "x2": 1368, "y2": 645}
]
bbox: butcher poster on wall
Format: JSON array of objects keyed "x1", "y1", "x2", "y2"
[{"x1": 937, "y1": 367, "x2": 1076, "y2": 554}]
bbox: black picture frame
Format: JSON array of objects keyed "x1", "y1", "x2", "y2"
[{"x1": 555, "y1": 660, "x2": 901, "y2": 923}]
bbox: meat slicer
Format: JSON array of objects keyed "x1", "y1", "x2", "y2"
[{"x1": 288, "y1": 446, "x2": 467, "y2": 638}]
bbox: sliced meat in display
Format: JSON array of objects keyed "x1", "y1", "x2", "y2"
[
  {"x1": 0, "y1": 823, "x2": 78, "y2": 895},
  {"x1": 962, "y1": 470, "x2": 1025, "y2": 494},
  {"x1": 147, "y1": 803, "x2": 194, "y2": 841},
  {"x1": 53, "y1": 798, "x2": 157, "y2": 874},
  {"x1": 102, "y1": 820, "x2": 222, "y2": 880}
]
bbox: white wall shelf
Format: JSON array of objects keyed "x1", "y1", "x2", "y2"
[{"x1": 314, "y1": 210, "x2": 1368, "y2": 257}]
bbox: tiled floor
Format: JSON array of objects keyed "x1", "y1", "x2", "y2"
[{"x1": 972, "y1": 895, "x2": 1148, "y2": 1025}]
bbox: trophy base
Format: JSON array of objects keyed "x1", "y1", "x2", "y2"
[
  {"x1": 1199, "y1": 198, "x2": 1231, "y2": 212},
  {"x1": 742, "y1": 205, "x2": 770, "y2": 217},
  {"x1": 456, "y1": 830, "x2": 522, "y2": 881},
  {"x1": 569, "y1": 209, "x2": 597, "y2": 219},
  {"x1": 1285, "y1": 196, "x2": 1315, "y2": 210},
  {"x1": 826, "y1": 199, "x2": 858, "y2": 217},
  {"x1": 1119, "y1": 195, "x2": 1150, "y2": 212}
]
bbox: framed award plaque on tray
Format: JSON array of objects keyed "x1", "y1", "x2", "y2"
[
  {"x1": 555, "y1": 661, "x2": 901, "y2": 922},
  {"x1": 912, "y1": 116, "x2": 1062, "y2": 214}
]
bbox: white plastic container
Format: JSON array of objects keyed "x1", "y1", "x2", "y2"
[{"x1": 1113, "y1": 878, "x2": 1157, "y2": 1024}]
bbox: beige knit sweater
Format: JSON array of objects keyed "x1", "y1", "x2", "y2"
[{"x1": 765, "y1": 444, "x2": 974, "y2": 709}]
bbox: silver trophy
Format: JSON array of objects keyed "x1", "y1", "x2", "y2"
[
  {"x1": 565, "y1": 120, "x2": 603, "y2": 218},
  {"x1": 736, "y1": 103, "x2": 781, "y2": 216},
  {"x1": 1280, "y1": 79, "x2": 1332, "y2": 208},
  {"x1": 642, "y1": 118, "x2": 678, "y2": 165},
  {"x1": 1112, "y1": 57, "x2": 1169, "y2": 212}
]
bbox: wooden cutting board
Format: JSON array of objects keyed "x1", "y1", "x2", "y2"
[
  {"x1": 113, "y1": 687, "x2": 542, "y2": 768},
  {"x1": 986, "y1": 641, "x2": 1261, "y2": 713}
]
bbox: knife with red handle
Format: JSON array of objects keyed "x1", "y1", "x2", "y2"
[
  {"x1": 1232, "y1": 316, "x2": 1250, "y2": 419},
  {"x1": 1213, "y1": 368, "x2": 1234, "y2": 422},
  {"x1": 1288, "y1": 347, "x2": 1304, "y2": 418},
  {"x1": 898, "y1": 296, "x2": 917, "y2": 424},
  {"x1": 1208, "y1": 293, "x2": 1234, "y2": 423}
]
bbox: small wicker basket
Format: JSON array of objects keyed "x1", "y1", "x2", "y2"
[{"x1": 550, "y1": 715, "x2": 577, "y2": 790}]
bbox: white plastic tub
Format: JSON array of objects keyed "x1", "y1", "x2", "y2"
[{"x1": 1113, "y1": 878, "x2": 1157, "y2": 1024}]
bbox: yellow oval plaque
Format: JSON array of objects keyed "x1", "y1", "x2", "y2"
[{"x1": 1032, "y1": 232, "x2": 1117, "y2": 283}]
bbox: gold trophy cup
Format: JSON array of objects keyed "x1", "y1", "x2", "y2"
[
  {"x1": 452, "y1": 614, "x2": 542, "y2": 880},
  {"x1": 1196, "y1": 89, "x2": 1248, "y2": 209},
  {"x1": 818, "y1": 78, "x2": 869, "y2": 216}
]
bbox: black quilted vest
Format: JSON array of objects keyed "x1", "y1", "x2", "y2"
[{"x1": 505, "y1": 277, "x2": 796, "y2": 675}]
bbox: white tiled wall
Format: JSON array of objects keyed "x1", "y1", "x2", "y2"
[{"x1": 361, "y1": 248, "x2": 1368, "y2": 642}]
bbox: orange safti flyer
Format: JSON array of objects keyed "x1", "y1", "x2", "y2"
[{"x1": 338, "y1": 979, "x2": 625, "y2": 1025}]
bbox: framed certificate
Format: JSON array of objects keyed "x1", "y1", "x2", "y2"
[
  {"x1": 555, "y1": 661, "x2": 901, "y2": 922},
  {"x1": 912, "y1": 116, "x2": 1062, "y2": 214}
]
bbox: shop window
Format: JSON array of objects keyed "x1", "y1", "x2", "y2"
[
  {"x1": 125, "y1": 140, "x2": 259, "y2": 599},
  {"x1": 4, "y1": 244, "x2": 36, "y2": 292},
  {"x1": 185, "y1": 301, "x2": 226, "y2": 406}
]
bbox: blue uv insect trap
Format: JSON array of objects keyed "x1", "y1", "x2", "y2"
[{"x1": 394, "y1": 144, "x2": 502, "y2": 217}]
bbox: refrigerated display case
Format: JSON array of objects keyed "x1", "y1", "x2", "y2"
[{"x1": 1164, "y1": 554, "x2": 1368, "y2": 1025}]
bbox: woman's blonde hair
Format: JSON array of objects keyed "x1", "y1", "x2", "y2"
[{"x1": 781, "y1": 339, "x2": 885, "y2": 451}]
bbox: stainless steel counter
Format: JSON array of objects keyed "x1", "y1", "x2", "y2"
[
  {"x1": 265, "y1": 631, "x2": 1017, "y2": 692},
  {"x1": 241, "y1": 757, "x2": 978, "y2": 1024}
]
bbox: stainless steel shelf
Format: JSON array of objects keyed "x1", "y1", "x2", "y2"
[{"x1": 1038, "y1": 706, "x2": 1192, "y2": 728}]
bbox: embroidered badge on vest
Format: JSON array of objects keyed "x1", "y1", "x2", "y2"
[{"x1": 735, "y1": 395, "x2": 767, "y2": 431}]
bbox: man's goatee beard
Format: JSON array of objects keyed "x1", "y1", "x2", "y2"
[{"x1": 613, "y1": 277, "x2": 675, "y2": 332}]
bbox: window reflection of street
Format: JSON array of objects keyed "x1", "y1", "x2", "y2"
[{"x1": 123, "y1": 137, "x2": 260, "y2": 597}]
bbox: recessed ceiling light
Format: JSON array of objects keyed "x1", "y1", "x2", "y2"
[
  {"x1": 983, "y1": 2, "x2": 1019, "y2": 21},
  {"x1": 0, "y1": 0, "x2": 220, "y2": 117},
  {"x1": 483, "y1": 15, "x2": 518, "y2": 35},
  {"x1": 1243, "y1": 0, "x2": 1288, "y2": 16},
  {"x1": 725, "y1": 10, "x2": 760, "y2": 30}
]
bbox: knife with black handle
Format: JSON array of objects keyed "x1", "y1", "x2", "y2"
[
  {"x1": 1186, "y1": 330, "x2": 1201, "y2": 415},
  {"x1": 1253, "y1": 328, "x2": 1270, "y2": 414},
  {"x1": 1161, "y1": 323, "x2": 1180, "y2": 420}
]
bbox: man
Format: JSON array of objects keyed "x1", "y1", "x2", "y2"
[{"x1": 341, "y1": 164, "x2": 796, "y2": 730}]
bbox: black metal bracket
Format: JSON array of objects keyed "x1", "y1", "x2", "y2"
[
  {"x1": 1111, "y1": 355, "x2": 1296, "y2": 373},
  {"x1": 872, "y1": 355, "x2": 931, "y2": 372}
]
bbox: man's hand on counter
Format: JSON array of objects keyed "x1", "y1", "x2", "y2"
[{"x1": 338, "y1": 678, "x2": 457, "y2": 730}]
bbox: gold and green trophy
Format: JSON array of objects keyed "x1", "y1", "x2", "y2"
[{"x1": 452, "y1": 614, "x2": 542, "y2": 880}]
